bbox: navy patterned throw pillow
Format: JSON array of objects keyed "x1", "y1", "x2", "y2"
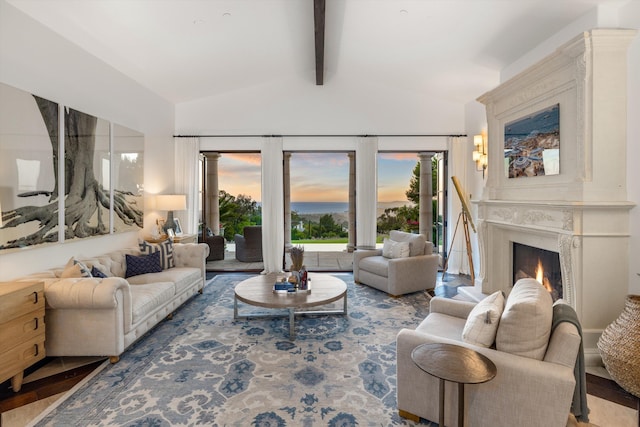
[
  {"x1": 125, "y1": 252, "x2": 163, "y2": 278},
  {"x1": 91, "y1": 266, "x2": 108, "y2": 278},
  {"x1": 138, "y1": 239, "x2": 175, "y2": 270}
]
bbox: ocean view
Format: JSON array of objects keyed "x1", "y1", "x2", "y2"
[
  {"x1": 291, "y1": 201, "x2": 410, "y2": 215},
  {"x1": 291, "y1": 202, "x2": 348, "y2": 214}
]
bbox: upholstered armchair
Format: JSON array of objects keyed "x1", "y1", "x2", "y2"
[
  {"x1": 353, "y1": 230, "x2": 439, "y2": 296},
  {"x1": 234, "y1": 225, "x2": 263, "y2": 262},
  {"x1": 397, "y1": 279, "x2": 584, "y2": 427}
]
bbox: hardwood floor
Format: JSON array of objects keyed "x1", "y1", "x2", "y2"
[
  {"x1": 586, "y1": 373, "x2": 640, "y2": 411},
  {"x1": 0, "y1": 358, "x2": 104, "y2": 414}
]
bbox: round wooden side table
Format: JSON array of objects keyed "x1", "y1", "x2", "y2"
[{"x1": 411, "y1": 343, "x2": 496, "y2": 427}]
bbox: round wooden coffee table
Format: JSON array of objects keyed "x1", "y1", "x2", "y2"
[
  {"x1": 411, "y1": 343, "x2": 496, "y2": 427},
  {"x1": 234, "y1": 273, "x2": 347, "y2": 339}
]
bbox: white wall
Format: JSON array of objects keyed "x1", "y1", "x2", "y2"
[
  {"x1": 176, "y1": 74, "x2": 465, "y2": 136},
  {"x1": 621, "y1": 1, "x2": 640, "y2": 295},
  {"x1": 501, "y1": 4, "x2": 622, "y2": 81},
  {"x1": 0, "y1": 1, "x2": 175, "y2": 281},
  {"x1": 464, "y1": 101, "x2": 489, "y2": 279}
]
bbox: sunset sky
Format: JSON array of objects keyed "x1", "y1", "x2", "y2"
[{"x1": 218, "y1": 152, "x2": 420, "y2": 203}]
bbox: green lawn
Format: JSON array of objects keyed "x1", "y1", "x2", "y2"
[
  {"x1": 292, "y1": 238, "x2": 348, "y2": 244},
  {"x1": 292, "y1": 236, "x2": 386, "y2": 244}
]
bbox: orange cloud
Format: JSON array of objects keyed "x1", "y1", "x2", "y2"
[
  {"x1": 221, "y1": 152, "x2": 261, "y2": 165},
  {"x1": 378, "y1": 152, "x2": 419, "y2": 161}
]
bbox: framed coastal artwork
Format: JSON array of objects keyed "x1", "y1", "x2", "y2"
[
  {"x1": 504, "y1": 103, "x2": 560, "y2": 178},
  {"x1": 0, "y1": 82, "x2": 144, "y2": 251}
]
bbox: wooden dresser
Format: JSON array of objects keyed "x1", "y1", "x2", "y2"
[{"x1": 0, "y1": 281, "x2": 46, "y2": 392}]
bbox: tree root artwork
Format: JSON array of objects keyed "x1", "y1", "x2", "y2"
[
  {"x1": 1, "y1": 203, "x2": 60, "y2": 248},
  {"x1": 0, "y1": 95, "x2": 142, "y2": 250}
]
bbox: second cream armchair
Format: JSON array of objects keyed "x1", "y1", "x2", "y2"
[{"x1": 353, "y1": 230, "x2": 439, "y2": 296}]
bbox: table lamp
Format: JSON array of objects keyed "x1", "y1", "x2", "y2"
[{"x1": 156, "y1": 194, "x2": 186, "y2": 234}]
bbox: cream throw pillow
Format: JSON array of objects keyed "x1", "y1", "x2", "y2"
[
  {"x1": 496, "y1": 278, "x2": 553, "y2": 360},
  {"x1": 462, "y1": 291, "x2": 505, "y2": 347},
  {"x1": 382, "y1": 238, "x2": 411, "y2": 259},
  {"x1": 60, "y1": 257, "x2": 92, "y2": 278}
]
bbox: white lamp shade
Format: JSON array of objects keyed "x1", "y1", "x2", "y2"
[
  {"x1": 156, "y1": 195, "x2": 186, "y2": 211},
  {"x1": 474, "y1": 134, "x2": 484, "y2": 148}
]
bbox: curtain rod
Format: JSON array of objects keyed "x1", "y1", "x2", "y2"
[{"x1": 174, "y1": 134, "x2": 467, "y2": 138}]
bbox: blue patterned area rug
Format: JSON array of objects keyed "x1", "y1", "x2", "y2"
[{"x1": 36, "y1": 274, "x2": 436, "y2": 426}]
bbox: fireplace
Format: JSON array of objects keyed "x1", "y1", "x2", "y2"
[
  {"x1": 513, "y1": 243, "x2": 562, "y2": 301},
  {"x1": 472, "y1": 30, "x2": 636, "y2": 365}
]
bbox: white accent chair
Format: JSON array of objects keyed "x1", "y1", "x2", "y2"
[
  {"x1": 397, "y1": 279, "x2": 583, "y2": 426},
  {"x1": 353, "y1": 230, "x2": 439, "y2": 296}
]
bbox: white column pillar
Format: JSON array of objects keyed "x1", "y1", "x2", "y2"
[
  {"x1": 205, "y1": 153, "x2": 221, "y2": 235},
  {"x1": 419, "y1": 152, "x2": 434, "y2": 243},
  {"x1": 347, "y1": 152, "x2": 356, "y2": 252}
]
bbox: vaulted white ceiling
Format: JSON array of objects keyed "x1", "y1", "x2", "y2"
[{"x1": 6, "y1": 0, "x2": 630, "y2": 105}]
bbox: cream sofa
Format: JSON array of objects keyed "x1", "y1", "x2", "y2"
[
  {"x1": 397, "y1": 279, "x2": 584, "y2": 427},
  {"x1": 353, "y1": 230, "x2": 439, "y2": 296},
  {"x1": 18, "y1": 243, "x2": 209, "y2": 363}
]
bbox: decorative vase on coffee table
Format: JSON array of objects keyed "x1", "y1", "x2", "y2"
[{"x1": 597, "y1": 294, "x2": 640, "y2": 397}]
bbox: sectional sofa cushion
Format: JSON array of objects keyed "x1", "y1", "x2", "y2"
[
  {"x1": 496, "y1": 278, "x2": 553, "y2": 360},
  {"x1": 126, "y1": 267, "x2": 201, "y2": 294},
  {"x1": 129, "y1": 282, "x2": 176, "y2": 325}
]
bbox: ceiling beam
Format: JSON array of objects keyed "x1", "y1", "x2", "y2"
[{"x1": 314, "y1": 0, "x2": 325, "y2": 85}]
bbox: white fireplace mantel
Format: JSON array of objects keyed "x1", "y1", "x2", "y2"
[{"x1": 474, "y1": 29, "x2": 636, "y2": 365}]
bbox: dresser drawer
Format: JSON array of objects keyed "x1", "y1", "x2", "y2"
[
  {"x1": 0, "y1": 281, "x2": 44, "y2": 323},
  {"x1": 0, "y1": 308, "x2": 45, "y2": 354},
  {"x1": 0, "y1": 334, "x2": 46, "y2": 384}
]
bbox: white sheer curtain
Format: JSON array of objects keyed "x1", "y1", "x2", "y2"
[
  {"x1": 260, "y1": 137, "x2": 284, "y2": 274},
  {"x1": 174, "y1": 137, "x2": 200, "y2": 234},
  {"x1": 446, "y1": 136, "x2": 471, "y2": 275},
  {"x1": 356, "y1": 136, "x2": 378, "y2": 249}
]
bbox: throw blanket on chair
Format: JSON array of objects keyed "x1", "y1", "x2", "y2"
[{"x1": 551, "y1": 302, "x2": 589, "y2": 423}]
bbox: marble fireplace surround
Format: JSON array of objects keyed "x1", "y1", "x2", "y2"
[{"x1": 472, "y1": 29, "x2": 636, "y2": 364}]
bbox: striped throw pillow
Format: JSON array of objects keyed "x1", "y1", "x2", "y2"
[{"x1": 138, "y1": 239, "x2": 175, "y2": 270}]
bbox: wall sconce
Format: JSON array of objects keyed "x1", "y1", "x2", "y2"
[
  {"x1": 473, "y1": 134, "x2": 488, "y2": 177},
  {"x1": 156, "y1": 194, "x2": 186, "y2": 234}
]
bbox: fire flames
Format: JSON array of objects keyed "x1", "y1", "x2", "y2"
[{"x1": 535, "y1": 258, "x2": 553, "y2": 292}]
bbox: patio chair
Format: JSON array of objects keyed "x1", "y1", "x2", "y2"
[{"x1": 234, "y1": 226, "x2": 263, "y2": 262}]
